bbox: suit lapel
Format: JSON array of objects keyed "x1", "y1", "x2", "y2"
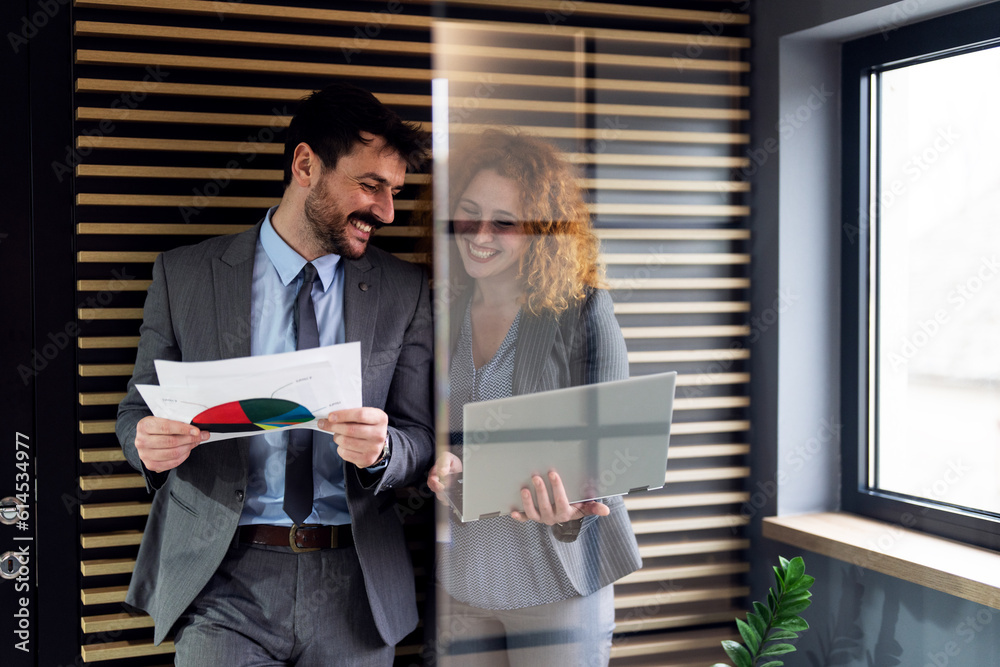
[
  {"x1": 344, "y1": 254, "x2": 380, "y2": 373},
  {"x1": 209, "y1": 222, "x2": 262, "y2": 479},
  {"x1": 512, "y1": 309, "x2": 559, "y2": 396},
  {"x1": 212, "y1": 222, "x2": 261, "y2": 360}
]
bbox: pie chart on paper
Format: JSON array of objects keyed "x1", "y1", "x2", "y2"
[{"x1": 191, "y1": 398, "x2": 315, "y2": 433}]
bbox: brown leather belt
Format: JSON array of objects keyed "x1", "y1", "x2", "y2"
[{"x1": 238, "y1": 524, "x2": 353, "y2": 553}]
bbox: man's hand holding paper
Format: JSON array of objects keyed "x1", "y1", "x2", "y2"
[{"x1": 135, "y1": 342, "x2": 363, "y2": 444}]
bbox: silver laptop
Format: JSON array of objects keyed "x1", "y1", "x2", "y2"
[{"x1": 446, "y1": 372, "x2": 676, "y2": 522}]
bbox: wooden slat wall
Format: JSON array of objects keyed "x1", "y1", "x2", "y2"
[{"x1": 71, "y1": 1, "x2": 749, "y2": 665}]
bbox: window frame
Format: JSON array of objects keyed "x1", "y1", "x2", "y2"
[{"x1": 840, "y1": 1, "x2": 1000, "y2": 552}]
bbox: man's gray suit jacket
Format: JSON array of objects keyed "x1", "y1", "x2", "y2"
[{"x1": 116, "y1": 221, "x2": 434, "y2": 646}]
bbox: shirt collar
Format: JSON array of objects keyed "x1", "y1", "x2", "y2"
[{"x1": 260, "y1": 206, "x2": 341, "y2": 293}]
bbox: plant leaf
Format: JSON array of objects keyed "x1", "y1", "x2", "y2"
[
  {"x1": 782, "y1": 590, "x2": 813, "y2": 605},
  {"x1": 766, "y1": 630, "x2": 799, "y2": 641},
  {"x1": 773, "y1": 616, "x2": 809, "y2": 632},
  {"x1": 760, "y1": 643, "x2": 798, "y2": 656},
  {"x1": 768, "y1": 589, "x2": 778, "y2": 611},
  {"x1": 780, "y1": 599, "x2": 812, "y2": 615},
  {"x1": 722, "y1": 640, "x2": 753, "y2": 667},
  {"x1": 773, "y1": 566, "x2": 784, "y2": 589},
  {"x1": 759, "y1": 662, "x2": 785, "y2": 667},
  {"x1": 754, "y1": 601, "x2": 772, "y2": 624},
  {"x1": 737, "y1": 618, "x2": 760, "y2": 654},
  {"x1": 788, "y1": 574, "x2": 816, "y2": 592},
  {"x1": 779, "y1": 555, "x2": 790, "y2": 569},
  {"x1": 784, "y1": 557, "x2": 805, "y2": 586},
  {"x1": 749, "y1": 611, "x2": 768, "y2": 639},
  {"x1": 710, "y1": 664, "x2": 732, "y2": 667}
]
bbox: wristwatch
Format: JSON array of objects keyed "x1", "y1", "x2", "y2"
[{"x1": 372, "y1": 434, "x2": 391, "y2": 467}]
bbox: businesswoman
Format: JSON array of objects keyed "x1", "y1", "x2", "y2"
[{"x1": 427, "y1": 130, "x2": 642, "y2": 666}]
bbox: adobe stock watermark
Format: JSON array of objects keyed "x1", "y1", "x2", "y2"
[
  {"x1": 688, "y1": 288, "x2": 799, "y2": 397},
  {"x1": 7, "y1": 0, "x2": 70, "y2": 54},
  {"x1": 16, "y1": 267, "x2": 135, "y2": 384},
  {"x1": 725, "y1": 84, "x2": 835, "y2": 184},
  {"x1": 51, "y1": 66, "x2": 170, "y2": 183},
  {"x1": 843, "y1": 125, "x2": 960, "y2": 245},
  {"x1": 924, "y1": 606, "x2": 998, "y2": 667},
  {"x1": 886, "y1": 255, "x2": 997, "y2": 371},
  {"x1": 878, "y1": 0, "x2": 926, "y2": 41},
  {"x1": 673, "y1": 0, "x2": 750, "y2": 72},
  {"x1": 341, "y1": 0, "x2": 404, "y2": 63},
  {"x1": 179, "y1": 105, "x2": 289, "y2": 222},
  {"x1": 738, "y1": 417, "x2": 842, "y2": 524}
]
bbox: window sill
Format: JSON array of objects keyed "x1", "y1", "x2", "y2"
[{"x1": 762, "y1": 512, "x2": 1000, "y2": 609}]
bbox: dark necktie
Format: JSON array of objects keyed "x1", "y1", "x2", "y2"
[{"x1": 283, "y1": 262, "x2": 319, "y2": 525}]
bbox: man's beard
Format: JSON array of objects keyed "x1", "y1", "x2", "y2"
[{"x1": 303, "y1": 178, "x2": 384, "y2": 260}]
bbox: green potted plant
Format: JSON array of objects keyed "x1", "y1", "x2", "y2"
[{"x1": 712, "y1": 556, "x2": 815, "y2": 667}]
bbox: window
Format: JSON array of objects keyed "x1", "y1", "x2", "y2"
[{"x1": 842, "y1": 2, "x2": 1000, "y2": 551}]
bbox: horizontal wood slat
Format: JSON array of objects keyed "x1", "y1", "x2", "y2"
[
  {"x1": 417, "y1": 0, "x2": 749, "y2": 24},
  {"x1": 571, "y1": 153, "x2": 750, "y2": 168},
  {"x1": 78, "y1": 336, "x2": 142, "y2": 349},
  {"x1": 77, "y1": 193, "x2": 280, "y2": 207},
  {"x1": 80, "y1": 448, "x2": 127, "y2": 463},
  {"x1": 77, "y1": 135, "x2": 282, "y2": 154},
  {"x1": 82, "y1": 612, "x2": 154, "y2": 633},
  {"x1": 631, "y1": 515, "x2": 749, "y2": 534},
  {"x1": 668, "y1": 444, "x2": 749, "y2": 458},
  {"x1": 80, "y1": 639, "x2": 175, "y2": 661},
  {"x1": 81, "y1": 530, "x2": 144, "y2": 549},
  {"x1": 582, "y1": 179, "x2": 749, "y2": 192},
  {"x1": 81, "y1": 585, "x2": 130, "y2": 606},
  {"x1": 81, "y1": 420, "x2": 122, "y2": 435},
  {"x1": 80, "y1": 474, "x2": 145, "y2": 491},
  {"x1": 604, "y1": 253, "x2": 749, "y2": 264},
  {"x1": 638, "y1": 538, "x2": 749, "y2": 559},
  {"x1": 605, "y1": 278, "x2": 750, "y2": 292},
  {"x1": 74, "y1": 20, "x2": 748, "y2": 72},
  {"x1": 80, "y1": 501, "x2": 153, "y2": 519},
  {"x1": 73, "y1": 0, "x2": 750, "y2": 47},
  {"x1": 669, "y1": 421, "x2": 750, "y2": 436},
  {"x1": 79, "y1": 364, "x2": 135, "y2": 376},
  {"x1": 614, "y1": 302, "x2": 749, "y2": 315},
  {"x1": 596, "y1": 229, "x2": 750, "y2": 241},
  {"x1": 621, "y1": 325, "x2": 750, "y2": 339},
  {"x1": 75, "y1": 78, "x2": 750, "y2": 120},
  {"x1": 78, "y1": 223, "x2": 251, "y2": 235},
  {"x1": 592, "y1": 205, "x2": 749, "y2": 217},
  {"x1": 617, "y1": 562, "x2": 749, "y2": 585},
  {"x1": 76, "y1": 50, "x2": 749, "y2": 96},
  {"x1": 673, "y1": 396, "x2": 749, "y2": 410},
  {"x1": 665, "y1": 466, "x2": 750, "y2": 483},
  {"x1": 613, "y1": 608, "x2": 741, "y2": 634},
  {"x1": 624, "y1": 491, "x2": 748, "y2": 512},
  {"x1": 628, "y1": 349, "x2": 750, "y2": 364},
  {"x1": 614, "y1": 585, "x2": 749, "y2": 610},
  {"x1": 609, "y1": 629, "x2": 738, "y2": 659},
  {"x1": 79, "y1": 392, "x2": 128, "y2": 406},
  {"x1": 673, "y1": 372, "x2": 749, "y2": 387},
  {"x1": 81, "y1": 558, "x2": 136, "y2": 577}
]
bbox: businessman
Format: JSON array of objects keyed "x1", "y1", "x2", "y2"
[{"x1": 116, "y1": 82, "x2": 433, "y2": 666}]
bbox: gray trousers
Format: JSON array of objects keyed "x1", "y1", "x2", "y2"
[
  {"x1": 173, "y1": 542, "x2": 394, "y2": 667},
  {"x1": 436, "y1": 585, "x2": 615, "y2": 667}
]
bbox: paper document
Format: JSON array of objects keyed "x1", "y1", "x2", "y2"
[{"x1": 136, "y1": 343, "x2": 363, "y2": 443}]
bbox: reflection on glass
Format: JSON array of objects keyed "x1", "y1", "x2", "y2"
[
  {"x1": 873, "y1": 45, "x2": 1000, "y2": 514},
  {"x1": 427, "y1": 130, "x2": 642, "y2": 665}
]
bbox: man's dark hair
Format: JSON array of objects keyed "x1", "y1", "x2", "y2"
[{"x1": 282, "y1": 82, "x2": 427, "y2": 186}]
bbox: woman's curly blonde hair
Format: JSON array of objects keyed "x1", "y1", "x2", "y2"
[{"x1": 447, "y1": 129, "x2": 602, "y2": 316}]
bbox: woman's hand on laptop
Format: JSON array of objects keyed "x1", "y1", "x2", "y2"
[
  {"x1": 427, "y1": 451, "x2": 463, "y2": 504},
  {"x1": 511, "y1": 470, "x2": 610, "y2": 525}
]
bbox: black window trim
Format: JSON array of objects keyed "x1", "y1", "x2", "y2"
[{"x1": 841, "y1": 1, "x2": 1000, "y2": 552}]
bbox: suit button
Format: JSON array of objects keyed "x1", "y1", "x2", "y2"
[
  {"x1": 235, "y1": 490, "x2": 244, "y2": 502},
  {"x1": 359, "y1": 282, "x2": 369, "y2": 291}
]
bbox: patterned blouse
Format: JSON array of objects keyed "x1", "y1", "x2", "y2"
[{"x1": 440, "y1": 304, "x2": 580, "y2": 610}]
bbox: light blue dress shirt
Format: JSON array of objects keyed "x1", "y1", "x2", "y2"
[{"x1": 239, "y1": 207, "x2": 350, "y2": 526}]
